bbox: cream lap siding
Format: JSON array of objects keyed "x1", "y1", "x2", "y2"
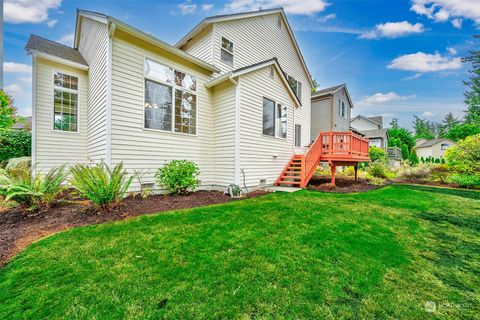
[
  {"x1": 310, "y1": 98, "x2": 330, "y2": 140},
  {"x1": 34, "y1": 58, "x2": 88, "y2": 173},
  {"x1": 181, "y1": 25, "x2": 213, "y2": 64},
  {"x1": 211, "y1": 81, "x2": 236, "y2": 187},
  {"x1": 238, "y1": 66, "x2": 295, "y2": 188},
  {"x1": 213, "y1": 14, "x2": 311, "y2": 149},
  {"x1": 110, "y1": 34, "x2": 215, "y2": 191},
  {"x1": 77, "y1": 17, "x2": 109, "y2": 162}
]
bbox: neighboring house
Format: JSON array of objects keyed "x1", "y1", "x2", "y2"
[
  {"x1": 351, "y1": 115, "x2": 388, "y2": 148},
  {"x1": 12, "y1": 116, "x2": 32, "y2": 130},
  {"x1": 310, "y1": 84, "x2": 353, "y2": 140},
  {"x1": 414, "y1": 138, "x2": 457, "y2": 160}
]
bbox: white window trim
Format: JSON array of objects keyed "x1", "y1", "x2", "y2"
[
  {"x1": 220, "y1": 36, "x2": 234, "y2": 67},
  {"x1": 284, "y1": 72, "x2": 302, "y2": 103},
  {"x1": 262, "y1": 96, "x2": 288, "y2": 140},
  {"x1": 51, "y1": 69, "x2": 80, "y2": 134},
  {"x1": 339, "y1": 99, "x2": 347, "y2": 119},
  {"x1": 142, "y1": 56, "x2": 199, "y2": 137}
]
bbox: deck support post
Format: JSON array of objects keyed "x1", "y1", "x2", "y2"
[
  {"x1": 354, "y1": 165, "x2": 358, "y2": 181},
  {"x1": 330, "y1": 162, "x2": 336, "y2": 186}
]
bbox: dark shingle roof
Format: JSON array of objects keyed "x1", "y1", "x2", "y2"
[
  {"x1": 367, "y1": 116, "x2": 383, "y2": 126},
  {"x1": 360, "y1": 128, "x2": 388, "y2": 139},
  {"x1": 25, "y1": 35, "x2": 88, "y2": 66},
  {"x1": 312, "y1": 84, "x2": 345, "y2": 97}
]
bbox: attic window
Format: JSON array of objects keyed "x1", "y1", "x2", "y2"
[
  {"x1": 277, "y1": 16, "x2": 282, "y2": 28},
  {"x1": 221, "y1": 37, "x2": 234, "y2": 66}
]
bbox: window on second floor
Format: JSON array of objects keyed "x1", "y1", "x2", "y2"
[
  {"x1": 53, "y1": 72, "x2": 79, "y2": 132},
  {"x1": 221, "y1": 37, "x2": 234, "y2": 66},
  {"x1": 339, "y1": 99, "x2": 346, "y2": 118},
  {"x1": 285, "y1": 73, "x2": 302, "y2": 102}
]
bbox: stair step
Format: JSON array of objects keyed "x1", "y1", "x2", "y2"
[
  {"x1": 277, "y1": 181, "x2": 301, "y2": 185},
  {"x1": 281, "y1": 175, "x2": 301, "y2": 179}
]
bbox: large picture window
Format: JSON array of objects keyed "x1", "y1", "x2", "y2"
[
  {"x1": 144, "y1": 58, "x2": 197, "y2": 134},
  {"x1": 53, "y1": 72, "x2": 78, "y2": 132},
  {"x1": 262, "y1": 97, "x2": 287, "y2": 139}
]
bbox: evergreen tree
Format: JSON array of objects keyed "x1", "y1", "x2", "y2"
[
  {"x1": 401, "y1": 144, "x2": 409, "y2": 160},
  {"x1": 463, "y1": 35, "x2": 480, "y2": 125},
  {"x1": 409, "y1": 151, "x2": 419, "y2": 164},
  {"x1": 389, "y1": 117, "x2": 400, "y2": 129},
  {"x1": 413, "y1": 115, "x2": 435, "y2": 139}
]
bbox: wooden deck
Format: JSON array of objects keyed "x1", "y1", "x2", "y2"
[{"x1": 276, "y1": 131, "x2": 370, "y2": 187}]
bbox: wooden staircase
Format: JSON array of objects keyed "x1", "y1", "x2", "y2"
[{"x1": 275, "y1": 131, "x2": 370, "y2": 188}]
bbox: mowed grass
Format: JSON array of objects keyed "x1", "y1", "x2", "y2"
[{"x1": 0, "y1": 185, "x2": 479, "y2": 319}]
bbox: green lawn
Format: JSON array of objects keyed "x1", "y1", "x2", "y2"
[{"x1": 0, "y1": 185, "x2": 479, "y2": 319}]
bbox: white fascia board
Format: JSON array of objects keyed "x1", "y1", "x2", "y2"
[{"x1": 27, "y1": 50, "x2": 89, "y2": 70}]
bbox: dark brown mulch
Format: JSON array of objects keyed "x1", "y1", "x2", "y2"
[
  {"x1": 0, "y1": 190, "x2": 268, "y2": 268},
  {"x1": 308, "y1": 175, "x2": 384, "y2": 193}
]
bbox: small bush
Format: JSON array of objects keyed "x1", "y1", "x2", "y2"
[
  {"x1": 5, "y1": 156, "x2": 31, "y2": 172},
  {"x1": 69, "y1": 162, "x2": 133, "y2": 212},
  {"x1": 430, "y1": 164, "x2": 451, "y2": 183},
  {"x1": 369, "y1": 146, "x2": 387, "y2": 163},
  {"x1": 0, "y1": 130, "x2": 31, "y2": 162},
  {"x1": 0, "y1": 165, "x2": 67, "y2": 210},
  {"x1": 155, "y1": 160, "x2": 200, "y2": 195},
  {"x1": 367, "y1": 161, "x2": 389, "y2": 179},
  {"x1": 446, "y1": 174, "x2": 480, "y2": 189},
  {"x1": 445, "y1": 134, "x2": 480, "y2": 174}
]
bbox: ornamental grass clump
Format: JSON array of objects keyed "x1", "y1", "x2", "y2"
[
  {"x1": 0, "y1": 165, "x2": 67, "y2": 210},
  {"x1": 69, "y1": 162, "x2": 133, "y2": 212},
  {"x1": 155, "y1": 160, "x2": 200, "y2": 195}
]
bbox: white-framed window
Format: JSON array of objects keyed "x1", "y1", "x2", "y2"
[
  {"x1": 144, "y1": 58, "x2": 197, "y2": 134},
  {"x1": 295, "y1": 124, "x2": 301, "y2": 147},
  {"x1": 339, "y1": 99, "x2": 346, "y2": 118},
  {"x1": 221, "y1": 37, "x2": 234, "y2": 66},
  {"x1": 53, "y1": 72, "x2": 79, "y2": 132},
  {"x1": 441, "y1": 143, "x2": 449, "y2": 150},
  {"x1": 285, "y1": 73, "x2": 302, "y2": 102},
  {"x1": 262, "y1": 97, "x2": 287, "y2": 138}
]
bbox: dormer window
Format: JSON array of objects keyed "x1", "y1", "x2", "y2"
[{"x1": 221, "y1": 37, "x2": 234, "y2": 66}]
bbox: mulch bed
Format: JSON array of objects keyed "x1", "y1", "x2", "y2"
[
  {"x1": 0, "y1": 190, "x2": 268, "y2": 268},
  {"x1": 308, "y1": 175, "x2": 384, "y2": 193}
]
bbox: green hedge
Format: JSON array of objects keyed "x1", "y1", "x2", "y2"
[{"x1": 0, "y1": 130, "x2": 32, "y2": 162}]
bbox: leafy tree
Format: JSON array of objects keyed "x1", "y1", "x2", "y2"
[
  {"x1": 445, "y1": 122, "x2": 480, "y2": 141},
  {"x1": 445, "y1": 134, "x2": 480, "y2": 174},
  {"x1": 462, "y1": 35, "x2": 480, "y2": 125},
  {"x1": 409, "y1": 151, "x2": 419, "y2": 164},
  {"x1": 0, "y1": 90, "x2": 17, "y2": 131},
  {"x1": 413, "y1": 115, "x2": 436, "y2": 139},
  {"x1": 389, "y1": 118, "x2": 400, "y2": 129},
  {"x1": 369, "y1": 146, "x2": 387, "y2": 163},
  {"x1": 0, "y1": 130, "x2": 32, "y2": 162},
  {"x1": 401, "y1": 144, "x2": 409, "y2": 160},
  {"x1": 311, "y1": 78, "x2": 319, "y2": 94},
  {"x1": 388, "y1": 127, "x2": 415, "y2": 150}
]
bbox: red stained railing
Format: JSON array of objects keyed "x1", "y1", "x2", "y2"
[{"x1": 319, "y1": 131, "x2": 370, "y2": 161}]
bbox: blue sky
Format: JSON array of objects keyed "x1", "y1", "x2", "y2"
[{"x1": 3, "y1": 0, "x2": 479, "y2": 129}]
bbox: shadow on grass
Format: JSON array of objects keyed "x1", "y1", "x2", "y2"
[{"x1": 402, "y1": 184, "x2": 480, "y2": 201}]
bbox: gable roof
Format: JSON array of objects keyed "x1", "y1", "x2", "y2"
[
  {"x1": 360, "y1": 128, "x2": 388, "y2": 139},
  {"x1": 175, "y1": 8, "x2": 314, "y2": 87},
  {"x1": 74, "y1": 10, "x2": 220, "y2": 73},
  {"x1": 351, "y1": 115, "x2": 382, "y2": 127},
  {"x1": 311, "y1": 83, "x2": 354, "y2": 108},
  {"x1": 25, "y1": 34, "x2": 88, "y2": 68},
  {"x1": 414, "y1": 138, "x2": 456, "y2": 149},
  {"x1": 205, "y1": 58, "x2": 302, "y2": 107}
]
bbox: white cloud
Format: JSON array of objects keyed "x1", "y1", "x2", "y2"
[
  {"x1": 178, "y1": 1, "x2": 197, "y2": 15},
  {"x1": 388, "y1": 52, "x2": 462, "y2": 73},
  {"x1": 4, "y1": 62, "x2": 31, "y2": 74},
  {"x1": 410, "y1": 0, "x2": 480, "y2": 27},
  {"x1": 56, "y1": 33, "x2": 74, "y2": 46},
  {"x1": 358, "y1": 92, "x2": 416, "y2": 106},
  {"x1": 47, "y1": 19, "x2": 58, "y2": 27},
  {"x1": 317, "y1": 13, "x2": 336, "y2": 23},
  {"x1": 360, "y1": 21, "x2": 425, "y2": 39},
  {"x1": 202, "y1": 3, "x2": 213, "y2": 11},
  {"x1": 422, "y1": 111, "x2": 436, "y2": 117},
  {"x1": 403, "y1": 73, "x2": 422, "y2": 80},
  {"x1": 18, "y1": 76, "x2": 32, "y2": 84},
  {"x1": 4, "y1": 0, "x2": 62, "y2": 24},
  {"x1": 224, "y1": 0, "x2": 329, "y2": 16},
  {"x1": 447, "y1": 47, "x2": 457, "y2": 55},
  {"x1": 451, "y1": 18, "x2": 463, "y2": 28},
  {"x1": 4, "y1": 84, "x2": 23, "y2": 96}
]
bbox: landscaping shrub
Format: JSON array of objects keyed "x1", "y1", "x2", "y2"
[
  {"x1": 69, "y1": 162, "x2": 133, "y2": 212},
  {"x1": 445, "y1": 134, "x2": 480, "y2": 174},
  {"x1": 367, "y1": 161, "x2": 389, "y2": 179},
  {"x1": 401, "y1": 144, "x2": 409, "y2": 160},
  {"x1": 0, "y1": 130, "x2": 31, "y2": 163},
  {"x1": 0, "y1": 165, "x2": 67, "y2": 210},
  {"x1": 155, "y1": 160, "x2": 200, "y2": 195},
  {"x1": 369, "y1": 146, "x2": 387, "y2": 163},
  {"x1": 446, "y1": 174, "x2": 480, "y2": 189},
  {"x1": 408, "y1": 151, "x2": 419, "y2": 165},
  {"x1": 5, "y1": 156, "x2": 31, "y2": 172},
  {"x1": 395, "y1": 162, "x2": 431, "y2": 180},
  {"x1": 430, "y1": 164, "x2": 451, "y2": 183}
]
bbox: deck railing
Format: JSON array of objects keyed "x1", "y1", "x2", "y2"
[
  {"x1": 319, "y1": 131, "x2": 370, "y2": 161},
  {"x1": 302, "y1": 132, "x2": 326, "y2": 186},
  {"x1": 385, "y1": 147, "x2": 402, "y2": 160}
]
